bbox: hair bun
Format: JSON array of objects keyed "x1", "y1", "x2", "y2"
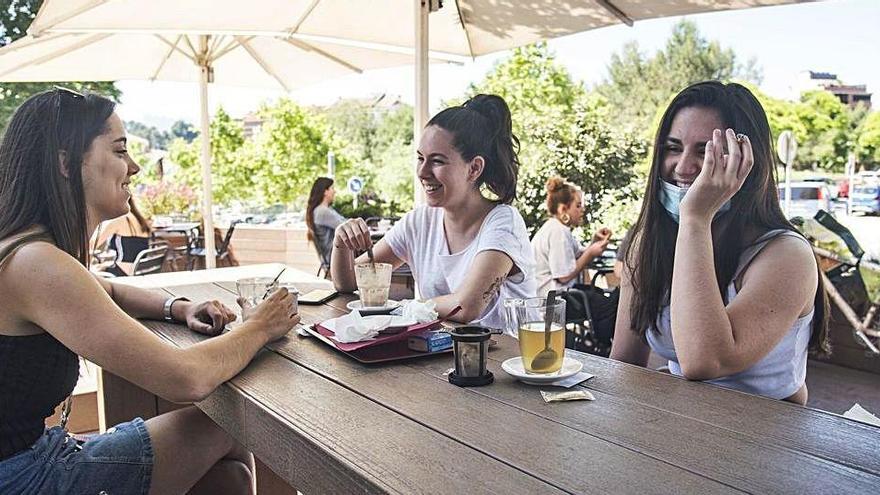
[{"x1": 546, "y1": 176, "x2": 566, "y2": 193}]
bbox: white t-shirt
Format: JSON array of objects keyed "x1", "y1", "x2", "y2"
[
  {"x1": 384, "y1": 204, "x2": 537, "y2": 334},
  {"x1": 531, "y1": 217, "x2": 583, "y2": 297}
]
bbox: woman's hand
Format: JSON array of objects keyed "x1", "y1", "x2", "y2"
[
  {"x1": 586, "y1": 228, "x2": 612, "y2": 258},
  {"x1": 334, "y1": 218, "x2": 373, "y2": 252},
  {"x1": 680, "y1": 128, "x2": 754, "y2": 222},
  {"x1": 185, "y1": 300, "x2": 238, "y2": 336},
  {"x1": 237, "y1": 288, "x2": 300, "y2": 342}
]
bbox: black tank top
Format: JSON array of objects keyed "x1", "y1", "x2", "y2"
[{"x1": 0, "y1": 230, "x2": 80, "y2": 460}]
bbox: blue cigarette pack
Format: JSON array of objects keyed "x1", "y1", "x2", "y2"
[{"x1": 407, "y1": 329, "x2": 453, "y2": 353}]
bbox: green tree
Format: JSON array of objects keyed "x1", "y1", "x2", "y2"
[
  {"x1": 322, "y1": 99, "x2": 414, "y2": 213},
  {"x1": 856, "y1": 111, "x2": 880, "y2": 168},
  {"x1": 248, "y1": 98, "x2": 347, "y2": 205},
  {"x1": 168, "y1": 107, "x2": 250, "y2": 206},
  {"x1": 126, "y1": 121, "x2": 171, "y2": 150},
  {"x1": 170, "y1": 120, "x2": 198, "y2": 142},
  {"x1": 462, "y1": 43, "x2": 647, "y2": 235},
  {"x1": 597, "y1": 20, "x2": 761, "y2": 135},
  {"x1": 0, "y1": 0, "x2": 121, "y2": 128},
  {"x1": 516, "y1": 95, "x2": 646, "y2": 236}
]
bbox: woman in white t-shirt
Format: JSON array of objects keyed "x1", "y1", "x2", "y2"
[
  {"x1": 331, "y1": 94, "x2": 536, "y2": 333},
  {"x1": 531, "y1": 177, "x2": 612, "y2": 297}
]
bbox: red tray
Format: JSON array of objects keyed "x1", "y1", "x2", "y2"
[{"x1": 303, "y1": 324, "x2": 452, "y2": 364}]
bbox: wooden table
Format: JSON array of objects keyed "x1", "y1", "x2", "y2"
[{"x1": 104, "y1": 264, "x2": 880, "y2": 494}]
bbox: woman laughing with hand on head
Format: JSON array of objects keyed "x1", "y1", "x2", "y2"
[{"x1": 610, "y1": 81, "x2": 829, "y2": 404}]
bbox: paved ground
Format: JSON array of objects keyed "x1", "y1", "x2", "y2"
[{"x1": 805, "y1": 360, "x2": 880, "y2": 416}]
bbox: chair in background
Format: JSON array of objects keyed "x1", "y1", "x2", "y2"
[
  {"x1": 131, "y1": 244, "x2": 169, "y2": 276},
  {"x1": 188, "y1": 221, "x2": 241, "y2": 270},
  {"x1": 312, "y1": 225, "x2": 334, "y2": 278}
]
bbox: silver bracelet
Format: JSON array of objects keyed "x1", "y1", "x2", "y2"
[{"x1": 163, "y1": 296, "x2": 190, "y2": 322}]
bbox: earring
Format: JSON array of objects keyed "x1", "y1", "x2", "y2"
[{"x1": 560, "y1": 213, "x2": 571, "y2": 225}]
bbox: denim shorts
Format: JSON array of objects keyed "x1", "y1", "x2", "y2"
[{"x1": 0, "y1": 418, "x2": 153, "y2": 495}]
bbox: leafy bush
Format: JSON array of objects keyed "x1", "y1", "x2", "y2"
[
  {"x1": 515, "y1": 95, "x2": 647, "y2": 239},
  {"x1": 135, "y1": 182, "x2": 199, "y2": 219},
  {"x1": 333, "y1": 190, "x2": 405, "y2": 220}
]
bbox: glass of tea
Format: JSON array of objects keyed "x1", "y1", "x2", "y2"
[{"x1": 505, "y1": 296, "x2": 566, "y2": 374}]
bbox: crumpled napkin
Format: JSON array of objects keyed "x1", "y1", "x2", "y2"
[
  {"x1": 330, "y1": 311, "x2": 384, "y2": 343},
  {"x1": 399, "y1": 299, "x2": 439, "y2": 323},
  {"x1": 843, "y1": 403, "x2": 880, "y2": 427}
]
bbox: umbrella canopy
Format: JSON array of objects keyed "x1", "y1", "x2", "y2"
[
  {"x1": 0, "y1": 32, "x2": 435, "y2": 88},
  {"x1": 1, "y1": 0, "x2": 814, "y2": 267},
  {"x1": 0, "y1": 15, "x2": 455, "y2": 267},
  {"x1": 26, "y1": 0, "x2": 813, "y2": 58}
]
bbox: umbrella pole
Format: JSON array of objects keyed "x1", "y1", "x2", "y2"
[
  {"x1": 198, "y1": 35, "x2": 217, "y2": 269},
  {"x1": 413, "y1": 0, "x2": 429, "y2": 207}
]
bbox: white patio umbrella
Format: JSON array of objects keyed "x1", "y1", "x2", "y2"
[
  {"x1": 2, "y1": 0, "x2": 813, "y2": 265},
  {"x1": 20, "y1": 0, "x2": 815, "y2": 194},
  {"x1": 0, "y1": 12, "x2": 463, "y2": 267}
]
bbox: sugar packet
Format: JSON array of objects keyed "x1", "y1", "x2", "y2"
[{"x1": 541, "y1": 390, "x2": 595, "y2": 403}]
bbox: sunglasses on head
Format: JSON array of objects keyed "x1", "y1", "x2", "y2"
[{"x1": 53, "y1": 85, "x2": 85, "y2": 99}]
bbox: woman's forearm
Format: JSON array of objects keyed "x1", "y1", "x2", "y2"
[
  {"x1": 173, "y1": 322, "x2": 270, "y2": 402},
  {"x1": 107, "y1": 281, "x2": 174, "y2": 320},
  {"x1": 670, "y1": 218, "x2": 734, "y2": 377},
  {"x1": 330, "y1": 245, "x2": 357, "y2": 292},
  {"x1": 555, "y1": 244, "x2": 597, "y2": 285}
]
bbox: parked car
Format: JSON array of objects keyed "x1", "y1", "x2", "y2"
[
  {"x1": 857, "y1": 170, "x2": 880, "y2": 184},
  {"x1": 778, "y1": 182, "x2": 833, "y2": 219},
  {"x1": 803, "y1": 176, "x2": 839, "y2": 199},
  {"x1": 851, "y1": 184, "x2": 880, "y2": 215}
]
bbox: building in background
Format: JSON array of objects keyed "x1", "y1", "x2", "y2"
[{"x1": 798, "y1": 71, "x2": 872, "y2": 109}]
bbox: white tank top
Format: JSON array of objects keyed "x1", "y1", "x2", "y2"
[{"x1": 646, "y1": 229, "x2": 815, "y2": 400}]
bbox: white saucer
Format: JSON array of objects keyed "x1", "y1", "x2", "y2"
[
  {"x1": 346, "y1": 299, "x2": 400, "y2": 312},
  {"x1": 501, "y1": 356, "x2": 584, "y2": 385}
]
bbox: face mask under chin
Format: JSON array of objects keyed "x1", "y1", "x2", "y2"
[{"x1": 658, "y1": 179, "x2": 731, "y2": 223}]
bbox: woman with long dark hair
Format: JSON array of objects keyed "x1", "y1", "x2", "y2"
[
  {"x1": 0, "y1": 89, "x2": 298, "y2": 494},
  {"x1": 610, "y1": 81, "x2": 828, "y2": 404},
  {"x1": 305, "y1": 177, "x2": 344, "y2": 267},
  {"x1": 330, "y1": 94, "x2": 536, "y2": 332}
]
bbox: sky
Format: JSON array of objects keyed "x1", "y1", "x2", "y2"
[{"x1": 115, "y1": 0, "x2": 880, "y2": 131}]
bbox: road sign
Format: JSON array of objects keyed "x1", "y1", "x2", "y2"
[
  {"x1": 777, "y1": 130, "x2": 798, "y2": 165},
  {"x1": 347, "y1": 176, "x2": 364, "y2": 194}
]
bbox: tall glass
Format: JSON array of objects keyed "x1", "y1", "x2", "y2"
[
  {"x1": 235, "y1": 277, "x2": 279, "y2": 306},
  {"x1": 505, "y1": 297, "x2": 566, "y2": 374},
  {"x1": 354, "y1": 262, "x2": 392, "y2": 307}
]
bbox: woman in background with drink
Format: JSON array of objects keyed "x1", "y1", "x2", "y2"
[
  {"x1": 531, "y1": 176, "x2": 612, "y2": 297},
  {"x1": 610, "y1": 81, "x2": 829, "y2": 404},
  {"x1": 331, "y1": 94, "x2": 536, "y2": 333}
]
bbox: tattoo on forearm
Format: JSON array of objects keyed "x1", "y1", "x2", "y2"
[{"x1": 482, "y1": 276, "x2": 504, "y2": 302}]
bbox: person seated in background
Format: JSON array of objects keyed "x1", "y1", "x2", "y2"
[
  {"x1": 531, "y1": 176, "x2": 612, "y2": 297},
  {"x1": 94, "y1": 196, "x2": 152, "y2": 276},
  {"x1": 0, "y1": 88, "x2": 298, "y2": 494},
  {"x1": 305, "y1": 177, "x2": 345, "y2": 268},
  {"x1": 330, "y1": 94, "x2": 536, "y2": 334},
  {"x1": 610, "y1": 81, "x2": 829, "y2": 405}
]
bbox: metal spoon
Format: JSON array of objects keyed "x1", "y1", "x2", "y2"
[
  {"x1": 529, "y1": 290, "x2": 558, "y2": 372},
  {"x1": 366, "y1": 244, "x2": 376, "y2": 273}
]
